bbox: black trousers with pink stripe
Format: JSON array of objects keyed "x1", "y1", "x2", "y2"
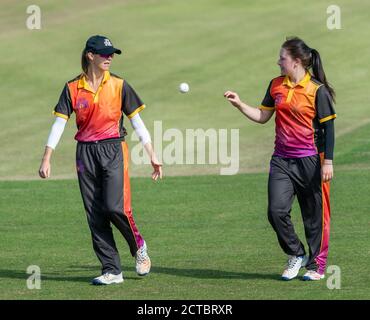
[
  {"x1": 267, "y1": 154, "x2": 331, "y2": 274},
  {"x1": 76, "y1": 139, "x2": 144, "y2": 275}
]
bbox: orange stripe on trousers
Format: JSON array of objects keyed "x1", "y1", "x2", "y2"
[
  {"x1": 315, "y1": 153, "x2": 331, "y2": 274},
  {"x1": 122, "y1": 141, "x2": 144, "y2": 251}
]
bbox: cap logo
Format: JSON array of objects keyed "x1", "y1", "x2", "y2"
[{"x1": 104, "y1": 39, "x2": 112, "y2": 47}]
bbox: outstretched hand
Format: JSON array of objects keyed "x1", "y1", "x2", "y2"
[{"x1": 224, "y1": 91, "x2": 242, "y2": 108}]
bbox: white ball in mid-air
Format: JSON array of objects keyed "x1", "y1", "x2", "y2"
[{"x1": 179, "y1": 82, "x2": 189, "y2": 93}]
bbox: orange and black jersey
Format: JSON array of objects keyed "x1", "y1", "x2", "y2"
[
  {"x1": 54, "y1": 71, "x2": 145, "y2": 142},
  {"x1": 259, "y1": 73, "x2": 336, "y2": 158}
]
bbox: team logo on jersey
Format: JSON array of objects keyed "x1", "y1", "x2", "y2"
[
  {"x1": 104, "y1": 39, "x2": 112, "y2": 47},
  {"x1": 76, "y1": 98, "x2": 89, "y2": 110},
  {"x1": 275, "y1": 93, "x2": 283, "y2": 106}
]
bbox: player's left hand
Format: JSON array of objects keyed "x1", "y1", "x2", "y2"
[
  {"x1": 151, "y1": 157, "x2": 163, "y2": 181},
  {"x1": 39, "y1": 159, "x2": 51, "y2": 179},
  {"x1": 321, "y1": 163, "x2": 333, "y2": 182}
]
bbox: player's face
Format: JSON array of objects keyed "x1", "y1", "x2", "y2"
[
  {"x1": 93, "y1": 53, "x2": 114, "y2": 71},
  {"x1": 277, "y1": 48, "x2": 297, "y2": 77}
]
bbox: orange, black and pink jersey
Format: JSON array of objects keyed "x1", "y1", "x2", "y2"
[
  {"x1": 54, "y1": 71, "x2": 145, "y2": 142},
  {"x1": 259, "y1": 72, "x2": 336, "y2": 158}
]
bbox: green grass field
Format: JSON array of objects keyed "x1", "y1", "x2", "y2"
[
  {"x1": 1, "y1": 0, "x2": 370, "y2": 300},
  {"x1": 1, "y1": 168, "x2": 370, "y2": 300}
]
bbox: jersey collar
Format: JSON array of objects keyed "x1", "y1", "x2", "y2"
[
  {"x1": 283, "y1": 71, "x2": 311, "y2": 89},
  {"x1": 78, "y1": 71, "x2": 110, "y2": 92}
]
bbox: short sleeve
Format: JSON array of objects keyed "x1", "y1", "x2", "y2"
[
  {"x1": 53, "y1": 83, "x2": 73, "y2": 120},
  {"x1": 122, "y1": 81, "x2": 145, "y2": 119},
  {"x1": 259, "y1": 80, "x2": 275, "y2": 110},
  {"x1": 316, "y1": 85, "x2": 336, "y2": 123}
]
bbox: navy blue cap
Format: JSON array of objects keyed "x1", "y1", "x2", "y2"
[{"x1": 85, "y1": 35, "x2": 122, "y2": 55}]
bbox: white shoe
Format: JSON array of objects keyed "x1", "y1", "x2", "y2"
[
  {"x1": 91, "y1": 272, "x2": 124, "y2": 285},
  {"x1": 135, "y1": 241, "x2": 151, "y2": 276},
  {"x1": 281, "y1": 255, "x2": 306, "y2": 281},
  {"x1": 302, "y1": 270, "x2": 325, "y2": 281}
]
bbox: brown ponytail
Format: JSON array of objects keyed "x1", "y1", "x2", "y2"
[
  {"x1": 81, "y1": 48, "x2": 90, "y2": 75},
  {"x1": 282, "y1": 37, "x2": 335, "y2": 103},
  {"x1": 310, "y1": 48, "x2": 335, "y2": 103}
]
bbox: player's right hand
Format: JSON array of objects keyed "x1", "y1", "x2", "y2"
[
  {"x1": 39, "y1": 161, "x2": 51, "y2": 179},
  {"x1": 224, "y1": 91, "x2": 242, "y2": 108}
]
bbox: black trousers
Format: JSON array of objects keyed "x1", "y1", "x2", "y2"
[
  {"x1": 76, "y1": 140, "x2": 144, "y2": 275},
  {"x1": 267, "y1": 154, "x2": 331, "y2": 273}
]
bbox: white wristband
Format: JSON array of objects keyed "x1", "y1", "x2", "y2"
[
  {"x1": 46, "y1": 116, "x2": 67, "y2": 149},
  {"x1": 130, "y1": 113, "x2": 151, "y2": 146}
]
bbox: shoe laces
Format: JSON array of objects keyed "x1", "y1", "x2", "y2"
[
  {"x1": 136, "y1": 246, "x2": 149, "y2": 264},
  {"x1": 287, "y1": 256, "x2": 300, "y2": 269}
]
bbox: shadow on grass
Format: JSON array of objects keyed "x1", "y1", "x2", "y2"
[
  {"x1": 73, "y1": 265, "x2": 280, "y2": 281},
  {"x1": 0, "y1": 268, "x2": 141, "y2": 283},
  {"x1": 0, "y1": 265, "x2": 281, "y2": 283},
  {"x1": 150, "y1": 266, "x2": 280, "y2": 281}
]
